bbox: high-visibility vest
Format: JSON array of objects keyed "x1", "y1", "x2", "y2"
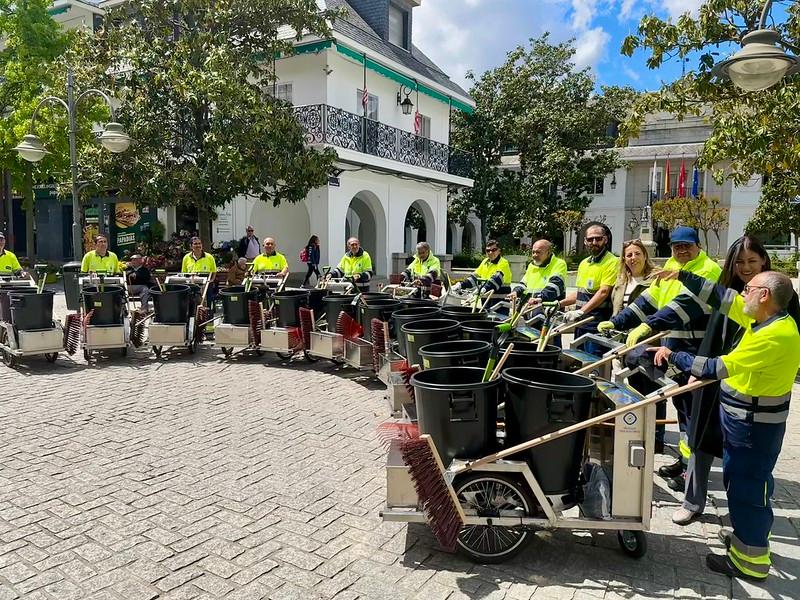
[
  {"x1": 0, "y1": 250, "x2": 22, "y2": 273},
  {"x1": 81, "y1": 250, "x2": 120, "y2": 274},
  {"x1": 253, "y1": 252, "x2": 288, "y2": 273},
  {"x1": 181, "y1": 252, "x2": 216, "y2": 273},
  {"x1": 575, "y1": 250, "x2": 617, "y2": 317},
  {"x1": 517, "y1": 255, "x2": 567, "y2": 299}
]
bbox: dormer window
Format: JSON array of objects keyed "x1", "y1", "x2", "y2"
[{"x1": 388, "y1": 4, "x2": 409, "y2": 49}]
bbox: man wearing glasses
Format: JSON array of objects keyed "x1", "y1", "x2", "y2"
[
  {"x1": 331, "y1": 237, "x2": 373, "y2": 291},
  {"x1": 649, "y1": 270, "x2": 800, "y2": 582},
  {"x1": 452, "y1": 240, "x2": 512, "y2": 296},
  {"x1": 237, "y1": 226, "x2": 260, "y2": 261},
  {"x1": 560, "y1": 223, "x2": 617, "y2": 355}
]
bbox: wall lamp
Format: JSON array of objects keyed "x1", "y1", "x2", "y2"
[{"x1": 397, "y1": 85, "x2": 414, "y2": 115}]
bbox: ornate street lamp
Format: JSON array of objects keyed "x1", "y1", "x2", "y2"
[
  {"x1": 396, "y1": 85, "x2": 414, "y2": 115},
  {"x1": 712, "y1": 0, "x2": 800, "y2": 91},
  {"x1": 14, "y1": 68, "x2": 131, "y2": 259}
]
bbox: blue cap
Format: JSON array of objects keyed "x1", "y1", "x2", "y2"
[{"x1": 670, "y1": 226, "x2": 699, "y2": 245}]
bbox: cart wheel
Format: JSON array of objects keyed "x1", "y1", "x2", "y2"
[
  {"x1": 330, "y1": 356, "x2": 347, "y2": 366},
  {"x1": 453, "y1": 472, "x2": 536, "y2": 563},
  {"x1": 120, "y1": 347, "x2": 128, "y2": 357},
  {"x1": 153, "y1": 346, "x2": 163, "y2": 358},
  {"x1": 222, "y1": 347, "x2": 233, "y2": 358},
  {"x1": 275, "y1": 351, "x2": 293, "y2": 359},
  {"x1": 2, "y1": 349, "x2": 16, "y2": 367},
  {"x1": 45, "y1": 352, "x2": 58, "y2": 363},
  {"x1": 83, "y1": 348, "x2": 93, "y2": 362},
  {"x1": 304, "y1": 350, "x2": 319, "y2": 363},
  {"x1": 617, "y1": 530, "x2": 647, "y2": 559}
]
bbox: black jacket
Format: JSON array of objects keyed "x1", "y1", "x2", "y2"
[
  {"x1": 237, "y1": 235, "x2": 259, "y2": 258},
  {"x1": 126, "y1": 264, "x2": 153, "y2": 287}
]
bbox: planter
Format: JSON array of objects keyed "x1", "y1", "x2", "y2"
[{"x1": 504, "y1": 254, "x2": 529, "y2": 282}]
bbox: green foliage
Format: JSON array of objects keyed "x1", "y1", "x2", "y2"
[
  {"x1": 769, "y1": 252, "x2": 799, "y2": 277},
  {"x1": 73, "y1": 0, "x2": 338, "y2": 244},
  {"x1": 451, "y1": 250, "x2": 483, "y2": 269},
  {"x1": 652, "y1": 195, "x2": 729, "y2": 255},
  {"x1": 450, "y1": 34, "x2": 636, "y2": 241},
  {"x1": 619, "y1": 1, "x2": 800, "y2": 225},
  {"x1": 746, "y1": 193, "x2": 800, "y2": 240}
]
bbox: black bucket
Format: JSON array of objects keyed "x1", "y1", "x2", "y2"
[
  {"x1": 502, "y1": 367, "x2": 595, "y2": 495},
  {"x1": 273, "y1": 289, "x2": 310, "y2": 327},
  {"x1": 220, "y1": 286, "x2": 260, "y2": 325},
  {"x1": 393, "y1": 306, "x2": 442, "y2": 357},
  {"x1": 411, "y1": 366, "x2": 500, "y2": 466},
  {"x1": 500, "y1": 341, "x2": 561, "y2": 370},
  {"x1": 151, "y1": 284, "x2": 193, "y2": 324},
  {"x1": 401, "y1": 318, "x2": 461, "y2": 368},
  {"x1": 419, "y1": 339, "x2": 492, "y2": 370},
  {"x1": 461, "y1": 319, "x2": 498, "y2": 344},
  {"x1": 307, "y1": 288, "x2": 330, "y2": 317},
  {"x1": 358, "y1": 292, "x2": 391, "y2": 303},
  {"x1": 399, "y1": 297, "x2": 437, "y2": 309},
  {"x1": 82, "y1": 285, "x2": 125, "y2": 326},
  {"x1": 322, "y1": 294, "x2": 356, "y2": 330},
  {"x1": 0, "y1": 286, "x2": 37, "y2": 323},
  {"x1": 359, "y1": 298, "x2": 402, "y2": 341},
  {"x1": 441, "y1": 305, "x2": 488, "y2": 322},
  {"x1": 9, "y1": 289, "x2": 55, "y2": 330}
]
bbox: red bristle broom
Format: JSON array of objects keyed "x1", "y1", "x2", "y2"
[
  {"x1": 63, "y1": 312, "x2": 82, "y2": 355},
  {"x1": 401, "y1": 373, "x2": 712, "y2": 552},
  {"x1": 247, "y1": 299, "x2": 262, "y2": 346},
  {"x1": 130, "y1": 309, "x2": 155, "y2": 348},
  {"x1": 399, "y1": 360, "x2": 418, "y2": 401},
  {"x1": 370, "y1": 318, "x2": 385, "y2": 372},
  {"x1": 335, "y1": 311, "x2": 362, "y2": 341},
  {"x1": 298, "y1": 307, "x2": 314, "y2": 349},
  {"x1": 376, "y1": 420, "x2": 419, "y2": 449}
]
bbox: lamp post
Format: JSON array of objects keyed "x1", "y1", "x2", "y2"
[
  {"x1": 14, "y1": 68, "x2": 131, "y2": 260},
  {"x1": 712, "y1": 0, "x2": 800, "y2": 91}
]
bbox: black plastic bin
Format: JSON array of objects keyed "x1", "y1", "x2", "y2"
[
  {"x1": 419, "y1": 339, "x2": 492, "y2": 370},
  {"x1": 393, "y1": 306, "x2": 441, "y2": 357},
  {"x1": 306, "y1": 288, "x2": 330, "y2": 317},
  {"x1": 322, "y1": 294, "x2": 356, "y2": 330},
  {"x1": 9, "y1": 289, "x2": 55, "y2": 330},
  {"x1": 461, "y1": 319, "x2": 498, "y2": 344},
  {"x1": 399, "y1": 297, "x2": 437, "y2": 309},
  {"x1": 502, "y1": 367, "x2": 595, "y2": 495},
  {"x1": 0, "y1": 286, "x2": 37, "y2": 323},
  {"x1": 500, "y1": 341, "x2": 561, "y2": 370},
  {"x1": 273, "y1": 289, "x2": 310, "y2": 327},
  {"x1": 220, "y1": 286, "x2": 260, "y2": 325},
  {"x1": 151, "y1": 284, "x2": 193, "y2": 324},
  {"x1": 441, "y1": 305, "x2": 488, "y2": 322},
  {"x1": 62, "y1": 261, "x2": 83, "y2": 311},
  {"x1": 401, "y1": 318, "x2": 461, "y2": 368},
  {"x1": 359, "y1": 298, "x2": 402, "y2": 341},
  {"x1": 411, "y1": 366, "x2": 501, "y2": 466},
  {"x1": 82, "y1": 285, "x2": 125, "y2": 326}
]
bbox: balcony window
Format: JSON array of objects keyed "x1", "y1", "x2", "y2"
[
  {"x1": 274, "y1": 82, "x2": 293, "y2": 104},
  {"x1": 389, "y1": 4, "x2": 409, "y2": 49},
  {"x1": 418, "y1": 114, "x2": 431, "y2": 139},
  {"x1": 594, "y1": 178, "x2": 604, "y2": 195},
  {"x1": 356, "y1": 89, "x2": 379, "y2": 121}
]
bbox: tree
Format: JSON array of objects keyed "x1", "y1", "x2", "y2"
[
  {"x1": 75, "y1": 0, "x2": 338, "y2": 246},
  {"x1": 652, "y1": 195, "x2": 729, "y2": 255},
  {"x1": 620, "y1": 1, "x2": 800, "y2": 224},
  {"x1": 747, "y1": 194, "x2": 800, "y2": 244},
  {"x1": 0, "y1": 0, "x2": 71, "y2": 261},
  {"x1": 450, "y1": 34, "x2": 636, "y2": 243}
]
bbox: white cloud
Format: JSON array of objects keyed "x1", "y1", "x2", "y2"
[
  {"x1": 622, "y1": 64, "x2": 642, "y2": 81},
  {"x1": 619, "y1": 0, "x2": 638, "y2": 20},
  {"x1": 571, "y1": 0, "x2": 599, "y2": 30},
  {"x1": 655, "y1": 0, "x2": 705, "y2": 19},
  {"x1": 573, "y1": 27, "x2": 611, "y2": 69}
]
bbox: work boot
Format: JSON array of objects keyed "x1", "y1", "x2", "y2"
[
  {"x1": 672, "y1": 507, "x2": 699, "y2": 525},
  {"x1": 667, "y1": 473, "x2": 686, "y2": 492},
  {"x1": 706, "y1": 553, "x2": 765, "y2": 582},
  {"x1": 658, "y1": 458, "x2": 685, "y2": 478}
]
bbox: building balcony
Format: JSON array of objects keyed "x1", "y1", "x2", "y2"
[{"x1": 294, "y1": 104, "x2": 473, "y2": 180}]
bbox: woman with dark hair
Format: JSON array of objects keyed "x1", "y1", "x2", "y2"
[
  {"x1": 673, "y1": 235, "x2": 776, "y2": 524},
  {"x1": 302, "y1": 235, "x2": 321, "y2": 287}
]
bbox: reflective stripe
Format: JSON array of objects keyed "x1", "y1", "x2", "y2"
[
  {"x1": 638, "y1": 291, "x2": 658, "y2": 311},
  {"x1": 721, "y1": 399, "x2": 790, "y2": 424},
  {"x1": 691, "y1": 355, "x2": 706, "y2": 378},
  {"x1": 753, "y1": 411, "x2": 790, "y2": 424},
  {"x1": 664, "y1": 330, "x2": 706, "y2": 339},
  {"x1": 666, "y1": 300, "x2": 692, "y2": 324},
  {"x1": 630, "y1": 303, "x2": 648, "y2": 322},
  {"x1": 698, "y1": 277, "x2": 716, "y2": 303},
  {"x1": 729, "y1": 534, "x2": 770, "y2": 578},
  {"x1": 716, "y1": 361, "x2": 728, "y2": 379},
  {"x1": 721, "y1": 381, "x2": 791, "y2": 407},
  {"x1": 721, "y1": 288, "x2": 737, "y2": 314}
]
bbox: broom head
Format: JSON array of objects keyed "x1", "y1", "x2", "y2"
[
  {"x1": 370, "y1": 318, "x2": 385, "y2": 372},
  {"x1": 130, "y1": 309, "x2": 150, "y2": 348},
  {"x1": 400, "y1": 435, "x2": 463, "y2": 551},
  {"x1": 298, "y1": 307, "x2": 314, "y2": 349},
  {"x1": 376, "y1": 420, "x2": 419, "y2": 449},
  {"x1": 247, "y1": 300, "x2": 262, "y2": 346},
  {"x1": 400, "y1": 359, "x2": 418, "y2": 402},
  {"x1": 64, "y1": 313, "x2": 81, "y2": 355},
  {"x1": 335, "y1": 311, "x2": 362, "y2": 341}
]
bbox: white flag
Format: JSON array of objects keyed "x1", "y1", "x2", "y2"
[{"x1": 650, "y1": 158, "x2": 658, "y2": 199}]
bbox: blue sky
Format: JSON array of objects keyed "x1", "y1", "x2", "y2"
[{"x1": 413, "y1": 0, "x2": 709, "y2": 93}]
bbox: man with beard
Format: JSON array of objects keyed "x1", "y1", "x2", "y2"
[
  {"x1": 560, "y1": 223, "x2": 617, "y2": 356},
  {"x1": 509, "y1": 239, "x2": 568, "y2": 304},
  {"x1": 650, "y1": 270, "x2": 800, "y2": 582}
]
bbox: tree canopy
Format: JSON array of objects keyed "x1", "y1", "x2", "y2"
[
  {"x1": 450, "y1": 34, "x2": 636, "y2": 244},
  {"x1": 75, "y1": 0, "x2": 339, "y2": 243},
  {"x1": 620, "y1": 0, "x2": 800, "y2": 240}
]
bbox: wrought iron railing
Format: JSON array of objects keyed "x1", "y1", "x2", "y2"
[{"x1": 294, "y1": 104, "x2": 473, "y2": 178}]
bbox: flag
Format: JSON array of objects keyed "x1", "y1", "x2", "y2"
[
  {"x1": 361, "y1": 87, "x2": 369, "y2": 109},
  {"x1": 678, "y1": 159, "x2": 687, "y2": 197},
  {"x1": 414, "y1": 111, "x2": 422, "y2": 136},
  {"x1": 663, "y1": 160, "x2": 671, "y2": 198},
  {"x1": 691, "y1": 164, "x2": 699, "y2": 198},
  {"x1": 650, "y1": 158, "x2": 658, "y2": 200}
]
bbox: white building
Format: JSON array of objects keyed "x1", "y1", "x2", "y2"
[{"x1": 56, "y1": 0, "x2": 477, "y2": 276}]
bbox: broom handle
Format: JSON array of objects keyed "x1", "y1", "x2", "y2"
[
  {"x1": 383, "y1": 321, "x2": 391, "y2": 355},
  {"x1": 549, "y1": 316, "x2": 592, "y2": 336},
  {"x1": 479, "y1": 290, "x2": 494, "y2": 312},
  {"x1": 458, "y1": 378, "x2": 713, "y2": 473},
  {"x1": 488, "y1": 343, "x2": 514, "y2": 381},
  {"x1": 574, "y1": 331, "x2": 667, "y2": 375}
]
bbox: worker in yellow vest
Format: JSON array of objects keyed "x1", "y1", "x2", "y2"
[
  {"x1": 0, "y1": 232, "x2": 22, "y2": 274},
  {"x1": 331, "y1": 237, "x2": 373, "y2": 291},
  {"x1": 509, "y1": 239, "x2": 568, "y2": 305},
  {"x1": 252, "y1": 238, "x2": 289, "y2": 276},
  {"x1": 401, "y1": 241, "x2": 441, "y2": 297},
  {"x1": 453, "y1": 239, "x2": 512, "y2": 295},
  {"x1": 81, "y1": 234, "x2": 121, "y2": 274},
  {"x1": 181, "y1": 237, "x2": 217, "y2": 273}
]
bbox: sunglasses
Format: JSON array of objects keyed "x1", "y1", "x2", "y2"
[
  {"x1": 585, "y1": 236, "x2": 605, "y2": 243},
  {"x1": 485, "y1": 247, "x2": 499, "y2": 252}
]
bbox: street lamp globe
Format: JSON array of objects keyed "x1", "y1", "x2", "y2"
[
  {"x1": 98, "y1": 122, "x2": 132, "y2": 153},
  {"x1": 14, "y1": 134, "x2": 49, "y2": 163},
  {"x1": 714, "y1": 30, "x2": 798, "y2": 92}
]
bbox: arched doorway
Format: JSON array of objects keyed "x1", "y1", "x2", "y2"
[
  {"x1": 404, "y1": 200, "x2": 436, "y2": 253},
  {"x1": 462, "y1": 221, "x2": 477, "y2": 253},
  {"x1": 345, "y1": 191, "x2": 387, "y2": 276}
]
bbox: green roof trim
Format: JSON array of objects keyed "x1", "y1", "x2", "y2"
[
  {"x1": 48, "y1": 6, "x2": 69, "y2": 16},
  {"x1": 334, "y1": 42, "x2": 473, "y2": 113},
  {"x1": 291, "y1": 40, "x2": 333, "y2": 55}
]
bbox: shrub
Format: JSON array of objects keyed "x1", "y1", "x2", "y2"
[{"x1": 770, "y1": 252, "x2": 799, "y2": 277}]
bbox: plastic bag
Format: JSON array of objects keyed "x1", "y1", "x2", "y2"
[{"x1": 580, "y1": 462, "x2": 612, "y2": 520}]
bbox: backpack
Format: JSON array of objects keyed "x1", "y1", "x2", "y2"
[{"x1": 299, "y1": 247, "x2": 309, "y2": 263}]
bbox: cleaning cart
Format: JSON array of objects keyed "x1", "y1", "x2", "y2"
[
  {"x1": 0, "y1": 268, "x2": 62, "y2": 366},
  {"x1": 147, "y1": 282, "x2": 205, "y2": 358},
  {"x1": 74, "y1": 274, "x2": 130, "y2": 361}
]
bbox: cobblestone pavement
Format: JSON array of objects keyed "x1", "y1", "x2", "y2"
[{"x1": 0, "y1": 296, "x2": 797, "y2": 599}]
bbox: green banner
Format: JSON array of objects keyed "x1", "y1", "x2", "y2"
[{"x1": 110, "y1": 203, "x2": 156, "y2": 254}]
